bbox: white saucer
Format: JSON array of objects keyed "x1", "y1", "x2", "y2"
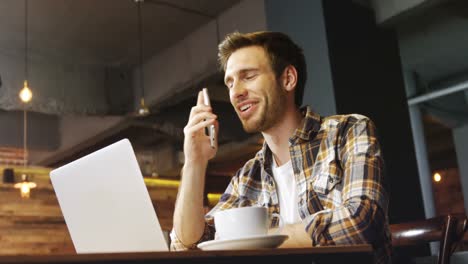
[{"x1": 197, "y1": 234, "x2": 289, "y2": 251}]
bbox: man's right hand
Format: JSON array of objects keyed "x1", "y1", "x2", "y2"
[
  {"x1": 173, "y1": 91, "x2": 219, "y2": 248},
  {"x1": 183, "y1": 91, "x2": 219, "y2": 165}
]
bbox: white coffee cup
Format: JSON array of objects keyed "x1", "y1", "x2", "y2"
[{"x1": 213, "y1": 206, "x2": 283, "y2": 240}]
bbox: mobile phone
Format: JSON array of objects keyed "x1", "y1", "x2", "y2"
[{"x1": 202, "y1": 88, "x2": 216, "y2": 148}]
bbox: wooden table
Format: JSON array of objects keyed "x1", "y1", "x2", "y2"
[{"x1": 0, "y1": 245, "x2": 373, "y2": 264}]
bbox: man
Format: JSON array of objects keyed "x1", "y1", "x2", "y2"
[{"x1": 171, "y1": 31, "x2": 391, "y2": 263}]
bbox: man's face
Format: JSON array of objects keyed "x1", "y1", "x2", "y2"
[{"x1": 224, "y1": 46, "x2": 287, "y2": 133}]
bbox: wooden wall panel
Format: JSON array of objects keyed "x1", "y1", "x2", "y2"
[
  {"x1": 432, "y1": 168, "x2": 466, "y2": 216},
  {"x1": 0, "y1": 181, "x2": 178, "y2": 255}
]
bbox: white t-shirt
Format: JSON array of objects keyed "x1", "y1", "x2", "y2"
[{"x1": 271, "y1": 157, "x2": 301, "y2": 224}]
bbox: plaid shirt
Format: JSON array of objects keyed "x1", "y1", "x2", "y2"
[{"x1": 171, "y1": 106, "x2": 391, "y2": 263}]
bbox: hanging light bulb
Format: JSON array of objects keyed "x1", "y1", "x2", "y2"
[
  {"x1": 138, "y1": 98, "x2": 150, "y2": 116},
  {"x1": 20, "y1": 0, "x2": 33, "y2": 104},
  {"x1": 136, "y1": 0, "x2": 150, "y2": 116},
  {"x1": 14, "y1": 174, "x2": 36, "y2": 199},
  {"x1": 19, "y1": 80, "x2": 32, "y2": 103}
]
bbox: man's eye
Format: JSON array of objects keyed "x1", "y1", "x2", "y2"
[{"x1": 245, "y1": 74, "x2": 256, "y2": 80}]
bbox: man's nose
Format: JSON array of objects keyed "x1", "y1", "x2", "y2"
[{"x1": 230, "y1": 83, "x2": 248, "y2": 102}]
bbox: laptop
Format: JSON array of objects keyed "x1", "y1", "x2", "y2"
[{"x1": 50, "y1": 138, "x2": 169, "y2": 253}]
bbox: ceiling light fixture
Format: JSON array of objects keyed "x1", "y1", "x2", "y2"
[{"x1": 135, "y1": 0, "x2": 149, "y2": 116}]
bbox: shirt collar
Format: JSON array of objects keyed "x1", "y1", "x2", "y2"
[
  {"x1": 257, "y1": 106, "x2": 321, "y2": 164},
  {"x1": 290, "y1": 106, "x2": 322, "y2": 143}
]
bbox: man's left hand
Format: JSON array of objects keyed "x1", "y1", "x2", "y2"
[{"x1": 269, "y1": 222, "x2": 312, "y2": 248}]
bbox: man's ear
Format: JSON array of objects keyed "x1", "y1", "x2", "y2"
[{"x1": 281, "y1": 65, "x2": 298, "y2": 92}]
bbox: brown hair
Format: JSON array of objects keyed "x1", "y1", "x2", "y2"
[{"x1": 218, "y1": 31, "x2": 307, "y2": 107}]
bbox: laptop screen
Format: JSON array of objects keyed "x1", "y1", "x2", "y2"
[{"x1": 50, "y1": 139, "x2": 169, "y2": 253}]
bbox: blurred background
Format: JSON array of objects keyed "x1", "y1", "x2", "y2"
[{"x1": 0, "y1": 0, "x2": 467, "y2": 260}]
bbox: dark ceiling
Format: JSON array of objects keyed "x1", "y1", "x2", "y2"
[{"x1": 0, "y1": 0, "x2": 240, "y2": 67}]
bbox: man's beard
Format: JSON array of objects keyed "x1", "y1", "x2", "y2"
[{"x1": 240, "y1": 83, "x2": 287, "y2": 133}]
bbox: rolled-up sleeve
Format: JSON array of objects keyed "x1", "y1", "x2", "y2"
[
  {"x1": 169, "y1": 172, "x2": 243, "y2": 251},
  {"x1": 169, "y1": 224, "x2": 215, "y2": 251}
]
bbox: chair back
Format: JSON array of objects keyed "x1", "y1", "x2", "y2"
[
  {"x1": 390, "y1": 214, "x2": 463, "y2": 264},
  {"x1": 451, "y1": 214, "x2": 468, "y2": 254}
]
